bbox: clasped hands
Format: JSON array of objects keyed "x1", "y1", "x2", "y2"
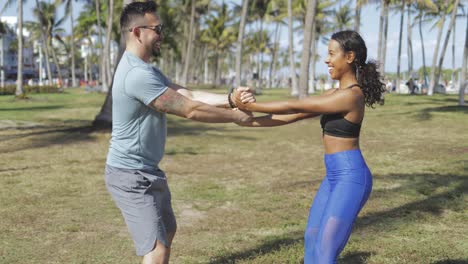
[{"x1": 231, "y1": 87, "x2": 256, "y2": 124}]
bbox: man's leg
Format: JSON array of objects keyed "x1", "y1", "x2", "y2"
[{"x1": 142, "y1": 231, "x2": 176, "y2": 264}]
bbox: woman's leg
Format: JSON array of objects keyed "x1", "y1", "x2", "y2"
[
  {"x1": 312, "y1": 173, "x2": 372, "y2": 264},
  {"x1": 304, "y1": 178, "x2": 331, "y2": 263}
]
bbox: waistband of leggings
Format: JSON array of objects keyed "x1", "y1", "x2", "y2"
[{"x1": 324, "y1": 149, "x2": 367, "y2": 171}]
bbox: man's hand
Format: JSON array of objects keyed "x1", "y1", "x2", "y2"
[
  {"x1": 232, "y1": 87, "x2": 255, "y2": 105},
  {"x1": 233, "y1": 88, "x2": 250, "y2": 111}
]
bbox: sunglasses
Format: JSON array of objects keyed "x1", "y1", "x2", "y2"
[{"x1": 129, "y1": 24, "x2": 163, "y2": 35}]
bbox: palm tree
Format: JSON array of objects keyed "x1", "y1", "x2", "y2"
[
  {"x1": 413, "y1": 1, "x2": 437, "y2": 90},
  {"x1": 181, "y1": 0, "x2": 195, "y2": 86},
  {"x1": 34, "y1": 0, "x2": 67, "y2": 88},
  {"x1": 200, "y1": 2, "x2": 237, "y2": 86},
  {"x1": 249, "y1": 0, "x2": 273, "y2": 90},
  {"x1": 407, "y1": 1, "x2": 415, "y2": 93},
  {"x1": 310, "y1": 1, "x2": 334, "y2": 94},
  {"x1": 235, "y1": 0, "x2": 250, "y2": 89},
  {"x1": 428, "y1": 0, "x2": 450, "y2": 96},
  {"x1": 334, "y1": 3, "x2": 353, "y2": 31},
  {"x1": 287, "y1": 0, "x2": 298, "y2": 96},
  {"x1": 377, "y1": 0, "x2": 391, "y2": 75},
  {"x1": 396, "y1": 0, "x2": 405, "y2": 93},
  {"x1": 266, "y1": 0, "x2": 284, "y2": 89},
  {"x1": 24, "y1": 20, "x2": 53, "y2": 85},
  {"x1": 2, "y1": 0, "x2": 26, "y2": 97},
  {"x1": 0, "y1": 21, "x2": 7, "y2": 88},
  {"x1": 298, "y1": 0, "x2": 317, "y2": 98},
  {"x1": 94, "y1": 0, "x2": 106, "y2": 91},
  {"x1": 432, "y1": 0, "x2": 460, "y2": 95},
  {"x1": 93, "y1": 0, "x2": 130, "y2": 129},
  {"x1": 459, "y1": 7, "x2": 467, "y2": 106},
  {"x1": 61, "y1": 0, "x2": 78, "y2": 87}
]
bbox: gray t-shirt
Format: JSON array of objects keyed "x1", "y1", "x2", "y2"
[{"x1": 106, "y1": 51, "x2": 170, "y2": 173}]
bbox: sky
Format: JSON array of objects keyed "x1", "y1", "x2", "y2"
[{"x1": 2, "y1": 0, "x2": 466, "y2": 76}]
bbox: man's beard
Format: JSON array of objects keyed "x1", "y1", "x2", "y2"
[{"x1": 152, "y1": 45, "x2": 161, "y2": 57}]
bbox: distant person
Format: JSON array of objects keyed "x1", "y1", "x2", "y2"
[
  {"x1": 104, "y1": 2, "x2": 254, "y2": 264},
  {"x1": 406, "y1": 78, "x2": 415, "y2": 94},
  {"x1": 235, "y1": 30, "x2": 386, "y2": 263}
]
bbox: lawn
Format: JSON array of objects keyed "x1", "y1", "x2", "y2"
[{"x1": 0, "y1": 88, "x2": 467, "y2": 264}]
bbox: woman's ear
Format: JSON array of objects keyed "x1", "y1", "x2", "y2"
[{"x1": 346, "y1": 51, "x2": 356, "y2": 64}]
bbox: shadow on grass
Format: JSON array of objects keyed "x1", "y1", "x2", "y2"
[
  {"x1": 0, "y1": 125, "x2": 96, "y2": 154},
  {"x1": 339, "y1": 251, "x2": 373, "y2": 264},
  {"x1": 416, "y1": 105, "x2": 468, "y2": 121},
  {"x1": 167, "y1": 118, "x2": 255, "y2": 140},
  {"x1": 208, "y1": 231, "x2": 303, "y2": 264},
  {"x1": 0, "y1": 105, "x2": 65, "y2": 111},
  {"x1": 356, "y1": 173, "x2": 467, "y2": 229},
  {"x1": 431, "y1": 260, "x2": 468, "y2": 264}
]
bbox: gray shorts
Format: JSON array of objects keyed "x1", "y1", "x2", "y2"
[{"x1": 104, "y1": 165, "x2": 177, "y2": 256}]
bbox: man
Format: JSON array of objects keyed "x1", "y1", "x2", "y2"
[{"x1": 104, "y1": 2, "x2": 253, "y2": 263}]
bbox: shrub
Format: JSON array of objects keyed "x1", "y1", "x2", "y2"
[{"x1": 0, "y1": 85, "x2": 62, "y2": 95}]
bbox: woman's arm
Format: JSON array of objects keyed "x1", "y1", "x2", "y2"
[
  {"x1": 235, "y1": 88, "x2": 361, "y2": 115},
  {"x1": 237, "y1": 112, "x2": 318, "y2": 127}
]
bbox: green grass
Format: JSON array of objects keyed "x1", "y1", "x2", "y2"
[{"x1": 0, "y1": 88, "x2": 467, "y2": 263}]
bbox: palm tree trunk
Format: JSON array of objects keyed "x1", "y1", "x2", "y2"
[
  {"x1": 93, "y1": 0, "x2": 131, "y2": 129},
  {"x1": 50, "y1": 39, "x2": 64, "y2": 88},
  {"x1": 16, "y1": 0, "x2": 24, "y2": 97},
  {"x1": 105, "y1": 0, "x2": 114, "y2": 87},
  {"x1": 419, "y1": 10, "x2": 428, "y2": 89},
  {"x1": 381, "y1": 7, "x2": 389, "y2": 75},
  {"x1": 428, "y1": 1, "x2": 449, "y2": 95},
  {"x1": 95, "y1": 0, "x2": 107, "y2": 92},
  {"x1": 377, "y1": 0, "x2": 386, "y2": 64},
  {"x1": 41, "y1": 33, "x2": 53, "y2": 85},
  {"x1": 288, "y1": 0, "x2": 298, "y2": 96},
  {"x1": 458, "y1": 11, "x2": 467, "y2": 106},
  {"x1": 235, "y1": 0, "x2": 249, "y2": 88},
  {"x1": 407, "y1": 3, "x2": 414, "y2": 93},
  {"x1": 354, "y1": 1, "x2": 361, "y2": 32},
  {"x1": 451, "y1": 13, "x2": 456, "y2": 88},
  {"x1": 396, "y1": 0, "x2": 405, "y2": 93},
  {"x1": 213, "y1": 50, "x2": 219, "y2": 85},
  {"x1": 270, "y1": 25, "x2": 281, "y2": 89},
  {"x1": 70, "y1": 0, "x2": 77, "y2": 87},
  {"x1": 268, "y1": 21, "x2": 280, "y2": 89},
  {"x1": 298, "y1": 0, "x2": 317, "y2": 98},
  {"x1": 309, "y1": 24, "x2": 317, "y2": 94},
  {"x1": 181, "y1": 0, "x2": 195, "y2": 86},
  {"x1": 433, "y1": 0, "x2": 460, "y2": 95},
  {"x1": 1, "y1": 35, "x2": 5, "y2": 88}
]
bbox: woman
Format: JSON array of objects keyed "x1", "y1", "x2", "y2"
[{"x1": 235, "y1": 30, "x2": 386, "y2": 263}]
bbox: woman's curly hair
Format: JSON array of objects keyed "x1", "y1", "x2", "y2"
[{"x1": 331, "y1": 30, "x2": 386, "y2": 107}]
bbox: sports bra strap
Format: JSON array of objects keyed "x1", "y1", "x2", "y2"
[{"x1": 344, "y1": 83, "x2": 361, "y2": 89}]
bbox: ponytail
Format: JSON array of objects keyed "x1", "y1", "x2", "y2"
[{"x1": 356, "y1": 60, "x2": 386, "y2": 108}]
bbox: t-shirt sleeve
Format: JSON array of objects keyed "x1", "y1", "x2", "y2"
[{"x1": 124, "y1": 66, "x2": 170, "y2": 106}]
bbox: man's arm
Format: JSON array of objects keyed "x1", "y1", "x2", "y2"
[
  {"x1": 150, "y1": 87, "x2": 252, "y2": 123},
  {"x1": 169, "y1": 83, "x2": 254, "y2": 107}
]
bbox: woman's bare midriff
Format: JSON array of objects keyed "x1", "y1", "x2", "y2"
[{"x1": 323, "y1": 134, "x2": 360, "y2": 154}]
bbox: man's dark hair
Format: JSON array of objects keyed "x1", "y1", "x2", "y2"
[{"x1": 120, "y1": 1, "x2": 158, "y2": 32}]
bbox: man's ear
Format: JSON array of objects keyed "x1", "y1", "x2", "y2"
[
  {"x1": 346, "y1": 51, "x2": 356, "y2": 64},
  {"x1": 133, "y1": 27, "x2": 141, "y2": 39}
]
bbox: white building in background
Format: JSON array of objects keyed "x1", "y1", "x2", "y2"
[{"x1": 0, "y1": 16, "x2": 35, "y2": 81}]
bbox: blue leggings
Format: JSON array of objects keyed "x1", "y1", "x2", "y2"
[{"x1": 304, "y1": 149, "x2": 372, "y2": 264}]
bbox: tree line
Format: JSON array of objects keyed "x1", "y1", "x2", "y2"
[{"x1": 1, "y1": 0, "x2": 466, "y2": 127}]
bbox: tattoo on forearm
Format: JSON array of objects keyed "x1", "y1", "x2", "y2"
[{"x1": 155, "y1": 91, "x2": 186, "y2": 114}]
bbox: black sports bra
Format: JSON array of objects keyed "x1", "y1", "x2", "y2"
[{"x1": 320, "y1": 84, "x2": 362, "y2": 138}]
